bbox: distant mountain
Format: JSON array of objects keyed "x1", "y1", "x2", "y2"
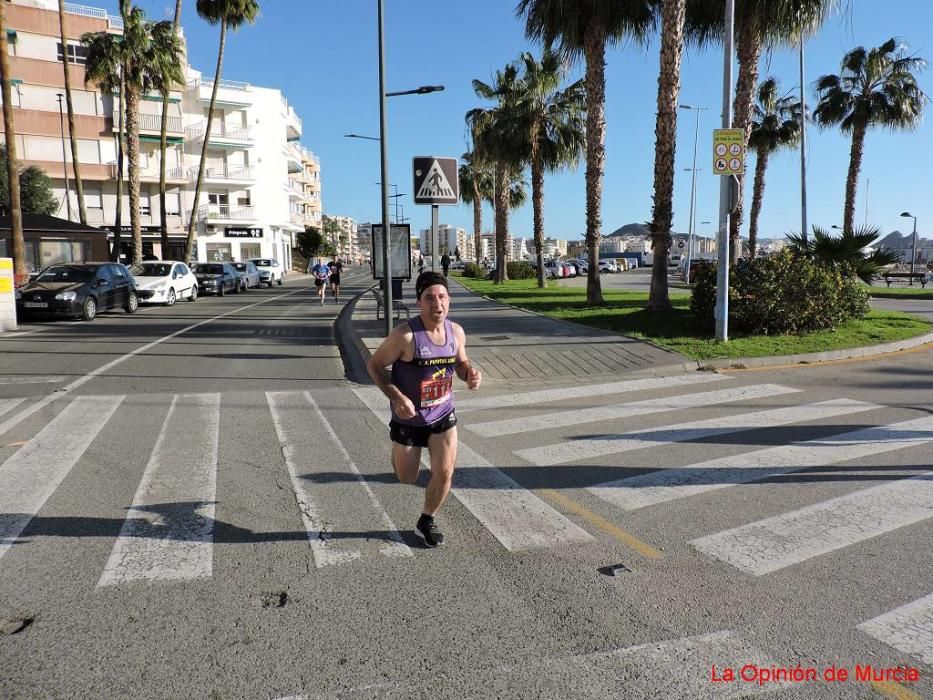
[
  {"x1": 607, "y1": 223, "x2": 649, "y2": 238},
  {"x1": 878, "y1": 230, "x2": 908, "y2": 248}
]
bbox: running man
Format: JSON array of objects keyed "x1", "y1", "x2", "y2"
[
  {"x1": 328, "y1": 257, "x2": 343, "y2": 303},
  {"x1": 309, "y1": 257, "x2": 330, "y2": 305},
  {"x1": 365, "y1": 271, "x2": 481, "y2": 547}
]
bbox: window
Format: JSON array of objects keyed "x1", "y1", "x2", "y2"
[
  {"x1": 140, "y1": 189, "x2": 151, "y2": 216},
  {"x1": 6, "y1": 30, "x2": 16, "y2": 58},
  {"x1": 57, "y1": 42, "x2": 89, "y2": 65},
  {"x1": 206, "y1": 243, "x2": 232, "y2": 262},
  {"x1": 110, "y1": 265, "x2": 127, "y2": 279},
  {"x1": 84, "y1": 185, "x2": 103, "y2": 209},
  {"x1": 165, "y1": 192, "x2": 180, "y2": 215}
]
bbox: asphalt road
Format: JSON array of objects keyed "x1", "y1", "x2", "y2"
[{"x1": 0, "y1": 269, "x2": 930, "y2": 699}]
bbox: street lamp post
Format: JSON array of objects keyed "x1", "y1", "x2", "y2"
[
  {"x1": 56, "y1": 93, "x2": 72, "y2": 221},
  {"x1": 901, "y1": 211, "x2": 918, "y2": 284},
  {"x1": 679, "y1": 104, "x2": 706, "y2": 284},
  {"x1": 716, "y1": 0, "x2": 735, "y2": 342}
]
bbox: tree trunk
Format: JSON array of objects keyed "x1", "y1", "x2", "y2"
[
  {"x1": 0, "y1": 3, "x2": 25, "y2": 281},
  {"x1": 159, "y1": 0, "x2": 183, "y2": 259},
  {"x1": 125, "y1": 87, "x2": 142, "y2": 266},
  {"x1": 843, "y1": 121, "x2": 866, "y2": 235},
  {"x1": 582, "y1": 24, "x2": 606, "y2": 305},
  {"x1": 185, "y1": 21, "x2": 227, "y2": 262},
  {"x1": 112, "y1": 69, "x2": 125, "y2": 262},
  {"x1": 728, "y1": 16, "x2": 762, "y2": 263},
  {"x1": 748, "y1": 145, "x2": 769, "y2": 258},
  {"x1": 472, "y1": 182, "x2": 481, "y2": 268},
  {"x1": 530, "y1": 120, "x2": 546, "y2": 289},
  {"x1": 647, "y1": 0, "x2": 687, "y2": 313},
  {"x1": 494, "y1": 164, "x2": 509, "y2": 283},
  {"x1": 58, "y1": 0, "x2": 86, "y2": 225}
]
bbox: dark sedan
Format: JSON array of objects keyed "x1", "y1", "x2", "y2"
[
  {"x1": 15, "y1": 262, "x2": 139, "y2": 322},
  {"x1": 191, "y1": 262, "x2": 240, "y2": 296}
]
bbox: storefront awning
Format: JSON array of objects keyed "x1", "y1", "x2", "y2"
[{"x1": 139, "y1": 135, "x2": 184, "y2": 144}]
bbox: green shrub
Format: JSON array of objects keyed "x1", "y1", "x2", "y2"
[
  {"x1": 463, "y1": 262, "x2": 483, "y2": 278},
  {"x1": 690, "y1": 250, "x2": 870, "y2": 335},
  {"x1": 506, "y1": 261, "x2": 536, "y2": 279}
]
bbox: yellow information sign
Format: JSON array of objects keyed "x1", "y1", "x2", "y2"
[{"x1": 712, "y1": 128, "x2": 745, "y2": 175}]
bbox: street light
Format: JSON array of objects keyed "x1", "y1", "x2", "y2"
[
  {"x1": 679, "y1": 104, "x2": 706, "y2": 283},
  {"x1": 55, "y1": 93, "x2": 72, "y2": 221},
  {"x1": 344, "y1": 133, "x2": 380, "y2": 141},
  {"x1": 901, "y1": 211, "x2": 918, "y2": 284}
]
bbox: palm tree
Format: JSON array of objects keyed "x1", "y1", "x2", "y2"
[
  {"x1": 458, "y1": 151, "x2": 494, "y2": 267},
  {"x1": 787, "y1": 224, "x2": 901, "y2": 284},
  {"x1": 747, "y1": 77, "x2": 800, "y2": 257},
  {"x1": 466, "y1": 62, "x2": 527, "y2": 283},
  {"x1": 158, "y1": 0, "x2": 183, "y2": 257},
  {"x1": 0, "y1": 3, "x2": 25, "y2": 281},
  {"x1": 84, "y1": 7, "x2": 182, "y2": 266},
  {"x1": 647, "y1": 0, "x2": 687, "y2": 313},
  {"x1": 813, "y1": 38, "x2": 927, "y2": 234},
  {"x1": 184, "y1": 0, "x2": 260, "y2": 262},
  {"x1": 514, "y1": 50, "x2": 585, "y2": 288},
  {"x1": 57, "y1": 0, "x2": 87, "y2": 225},
  {"x1": 518, "y1": 0, "x2": 655, "y2": 304}
]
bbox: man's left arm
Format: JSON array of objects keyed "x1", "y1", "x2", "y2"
[{"x1": 453, "y1": 324, "x2": 481, "y2": 391}]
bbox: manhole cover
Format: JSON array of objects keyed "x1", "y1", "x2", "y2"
[{"x1": 479, "y1": 335, "x2": 510, "y2": 341}]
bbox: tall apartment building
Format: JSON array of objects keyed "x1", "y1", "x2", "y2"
[
  {"x1": 1, "y1": 0, "x2": 320, "y2": 270},
  {"x1": 419, "y1": 224, "x2": 470, "y2": 259},
  {"x1": 323, "y1": 214, "x2": 356, "y2": 260}
]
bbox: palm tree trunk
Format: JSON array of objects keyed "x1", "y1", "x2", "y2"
[
  {"x1": 185, "y1": 20, "x2": 227, "y2": 262},
  {"x1": 58, "y1": 0, "x2": 86, "y2": 225},
  {"x1": 582, "y1": 24, "x2": 606, "y2": 305},
  {"x1": 748, "y1": 145, "x2": 769, "y2": 258},
  {"x1": 125, "y1": 86, "x2": 142, "y2": 266},
  {"x1": 0, "y1": 3, "x2": 25, "y2": 281},
  {"x1": 472, "y1": 182, "x2": 482, "y2": 267},
  {"x1": 530, "y1": 123, "x2": 546, "y2": 289},
  {"x1": 494, "y1": 164, "x2": 509, "y2": 283},
  {"x1": 843, "y1": 121, "x2": 866, "y2": 235},
  {"x1": 112, "y1": 68, "x2": 125, "y2": 262},
  {"x1": 728, "y1": 16, "x2": 762, "y2": 263},
  {"x1": 159, "y1": 0, "x2": 183, "y2": 259},
  {"x1": 647, "y1": 0, "x2": 687, "y2": 313}
]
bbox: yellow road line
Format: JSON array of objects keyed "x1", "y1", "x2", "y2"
[
  {"x1": 537, "y1": 488, "x2": 663, "y2": 560},
  {"x1": 871, "y1": 680, "x2": 921, "y2": 700},
  {"x1": 4, "y1": 440, "x2": 27, "y2": 447}
]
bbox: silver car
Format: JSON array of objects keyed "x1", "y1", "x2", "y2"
[{"x1": 231, "y1": 261, "x2": 261, "y2": 290}]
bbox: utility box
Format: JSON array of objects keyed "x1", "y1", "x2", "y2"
[{"x1": 0, "y1": 258, "x2": 17, "y2": 332}]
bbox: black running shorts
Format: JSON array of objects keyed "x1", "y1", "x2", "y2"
[
  {"x1": 314, "y1": 278, "x2": 325, "y2": 287},
  {"x1": 389, "y1": 410, "x2": 457, "y2": 448}
]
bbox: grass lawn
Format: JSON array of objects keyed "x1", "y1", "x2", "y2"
[
  {"x1": 866, "y1": 285, "x2": 933, "y2": 300},
  {"x1": 453, "y1": 274, "x2": 931, "y2": 361}
]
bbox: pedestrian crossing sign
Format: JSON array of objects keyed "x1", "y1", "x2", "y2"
[{"x1": 413, "y1": 156, "x2": 459, "y2": 205}]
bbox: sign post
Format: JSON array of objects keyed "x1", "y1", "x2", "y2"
[{"x1": 413, "y1": 156, "x2": 458, "y2": 271}]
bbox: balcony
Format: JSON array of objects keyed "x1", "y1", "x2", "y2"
[
  {"x1": 112, "y1": 111, "x2": 184, "y2": 137},
  {"x1": 187, "y1": 77, "x2": 252, "y2": 107},
  {"x1": 285, "y1": 179, "x2": 304, "y2": 200},
  {"x1": 190, "y1": 164, "x2": 255, "y2": 185},
  {"x1": 109, "y1": 162, "x2": 188, "y2": 184},
  {"x1": 283, "y1": 143, "x2": 302, "y2": 174},
  {"x1": 192, "y1": 204, "x2": 257, "y2": 223},
  {"x1": 185, "y1": 121, "x2": 253, "y2": 148},
  {"x1": 62, "y1": 2, "x2": 123, "y2": 29},
  {"x1": 285, "y1": 103, "x2": 302, "y2": 141},
  {"x1": 289, "y1": 211, "x2": 304, "y2": 226}
]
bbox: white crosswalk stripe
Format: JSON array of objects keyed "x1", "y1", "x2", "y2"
[
  {"x1": 0, "y1": 395, "x2": 124, "y2": 562},
  {"x1": 99, "y1": 394, "x2": 220, "y2": 586},
  {"x1": 516, "y1": 398, "x2": 879, "y2": 466},
  {"x1": 588, "y1": 416, "x2": 933, "y2": 512},
  {"x1": 0, "y1": 397, "x2": 27, "y2": 420},
  {"x1": 466, "y1": 383, "x2": 801, "y2": 438},
  {"x1": 858, "y1": 593, "x2": 933, "y2": 665}
]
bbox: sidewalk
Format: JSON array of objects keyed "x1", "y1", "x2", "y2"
[{"x1": 338, "y1": 275, "x2": 933, "y2": 385}]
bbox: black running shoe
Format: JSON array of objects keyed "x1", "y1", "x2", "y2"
[{"x1": 415, "y1": 514, "x2": 444, "y2": 548}]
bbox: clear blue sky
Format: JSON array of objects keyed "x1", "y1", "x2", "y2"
[{"x1": 105, "y1": 1, "x2": 932, "y2": 242}]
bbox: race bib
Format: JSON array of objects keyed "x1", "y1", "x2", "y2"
[{"x1": 420, "y1": 375, "x2": 452, "y2": 408}]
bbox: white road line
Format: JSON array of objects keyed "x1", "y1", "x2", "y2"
[
  {"x1": 0, "y1": 376, "x2": 66, "y2": 385},
  {"x1": 267, "y1": 392, "x2": 359, "y2": 567},
  {"x1": 467, "y1": 383, "x2": 801, "y2": 438},
  {"x1": 589, "y1": 416, "x2": 933, "y2": 513},
  {"x1": 691, "y1": 471, "x2": 933, "y2": 576},
  {"x1": 0, "y1": 288, "x2": 305, "y2": 438},
  {"x1": 0, "y1": 397, "x2": 27, "y2": 420},
  {"x1": 858, "y1": 593, "x2": 933, "y2": 665},
  {"x1": 353, "y1": 387, "x2": 593, "y2": 551},
  {"x1": 98, "y1": 394, "x2": 220, "y2": 586},
  {"x1": 0, "y1": 395, "x2": 124, "y2": 562},
  {"x1": 301, "y1": 390, "x2": 411, "y2": 560},
  {"x1": 455, "y1": 373, "x2": 727, "y2": 413},
  {"x1": 517, "y1": 399, "x2": 879, "y2": 466}
]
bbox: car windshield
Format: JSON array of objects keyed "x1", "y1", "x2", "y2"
[
  {"x1": 35, "y1": 266, "x2": 95, "y2": 283},
  {"x1": 198, "y1": 264, "x2": 224, "y2": 275},
  {"x1": 252, "y1": 259, "x2": 273, "y2": 267},
  {"x1": 130, "y1": 263, "x2": 171, "y2": 277},
  {"x1": 231, "y1": 263, "x2": 246, "y2": 271}
]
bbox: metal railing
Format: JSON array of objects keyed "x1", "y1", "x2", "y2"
[
  {"x1": 195, "y1": 204, "x2": 256, "y2": 221},
  {"x1": 190, "y1": 164, "x2": 254, "y2": 181},
  {"x1": 112, "y1": 112, "x2": 183, "y2": 134},
  {"x1": 185, "y1": 121, "x2": 252, "y2": 142},
  {"x1": 108, "y1": 162, "x2": 186, "y2": 182},
  {"x1": 201, "y1": 77, "x2": 250, "y2": 91}
]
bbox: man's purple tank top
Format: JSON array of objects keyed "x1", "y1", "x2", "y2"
[{"x1": 391, "y1": 317, "x2": 457, "y2": 426}]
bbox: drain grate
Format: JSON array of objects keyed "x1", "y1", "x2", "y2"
[{"x1": 479, "y1": 335, "x2": 511, "y2": 341}]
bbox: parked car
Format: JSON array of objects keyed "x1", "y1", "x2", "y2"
[
  {"x1": 598, "y1": 259, "x2": 619, "y2": 273},
  {"x1": 15, "y1": 262, "x2": 138, "y2": 321},
  {"x1": 231, "y1": 261, "x2": 261, "y2": 291},
  {"x1": 192, "y1": 262, "x2": 240, "y2": 296},
  {"x1": 130, "y1": 261, "x2": 198, "y2": 305},
  {"x1": 249, "y1": 258, "x2": 283, "y2": 287},
  {"x1": 543, "y1": 260, "x2": 562, "y2": 279}
]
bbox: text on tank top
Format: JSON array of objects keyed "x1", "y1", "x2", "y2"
[{"x1": 390, "y1": 317, "x2": 457, "y2": 425}]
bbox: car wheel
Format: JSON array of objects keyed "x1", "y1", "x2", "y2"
[
  {"x1": 125, "y1": 291, "x2": 138, "y2": 313},
  {"x1": 81, "y1": 296, "x2": 97, "y2": 322},
  {"x1": 188, "y1": 285, "x2": 198, "y2": 302},
  {"x1": 166, "y1": 288, "x2": 176, "y2": 306},
  {"x1": 277, "y1": 276, "x2": 283, "y2": 286},
  {"x1": 218, "y1": 284, "x2": 225, "y2": 297}
]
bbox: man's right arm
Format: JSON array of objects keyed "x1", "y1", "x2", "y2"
[{"x1": 365, "y1": 327, "x2": 415, "y2": 418}]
